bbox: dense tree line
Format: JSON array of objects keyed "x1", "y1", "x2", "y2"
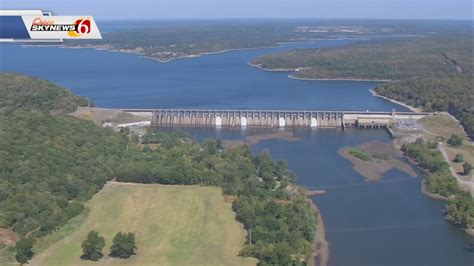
[
  {"x1": 253, "y1": 36, "x2": 474, "y2": 139},
  {"x1": 0, "y1": 73, "x2": 129, "y2": 239},
  {"x1": 401, "y1": 139, "x2": 474, "y2": 230},
  {"x1": 1, "y1": 73, "x2": 315, "y2": 265}
]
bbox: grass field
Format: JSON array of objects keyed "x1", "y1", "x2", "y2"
[{"x1": 30, "y1": 182, "x2": 256, "y2": 266}]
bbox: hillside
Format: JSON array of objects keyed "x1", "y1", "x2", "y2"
[
  {"x1": 0, "y1": 73, "x2": 128, "y2": 238},
  {"x1": 252, "y1": 36, "x2": 474, "y2": 138}
]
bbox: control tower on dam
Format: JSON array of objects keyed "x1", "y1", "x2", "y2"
[{"x1": 122, "y1": 109, "x2": 430, "y2": 128}]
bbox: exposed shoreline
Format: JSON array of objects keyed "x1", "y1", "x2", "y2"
[
  {"x1": 249, "y1": 62, "x2": 393, "y2": 82},
  {"x1": 420, "y1": 179, "x2": 447, "y2": 200},
  {"x1": 289, "y1": 75, "x2": 392, "y2": 82},
  {"x1": 305, "y1": 197, "x2": 329, "y2": 266},
  {"x1": 370, "y1": 89, "x2": 423, "y2": 113}
]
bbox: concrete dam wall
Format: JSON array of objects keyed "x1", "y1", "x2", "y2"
[
  {"x1": 152, "y1": 109, "x2": 342, "y2": 128},
  {"x1": 121, "y1": 109, "x2": 430, "y2": 129}
]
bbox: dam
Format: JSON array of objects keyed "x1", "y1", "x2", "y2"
[{"x1": 122, "y1": 109, "x2": 430, "y2": 128}]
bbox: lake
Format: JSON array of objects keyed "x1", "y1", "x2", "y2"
[{"x1": 1, "y1": 37, "x2": 473, "y2": 265}]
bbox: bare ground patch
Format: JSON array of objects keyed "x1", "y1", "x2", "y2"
[
  {"x1": 0, "y1": 229, "x2": 19, "y2": 248},
  {"x1": 71, "y1": 107, "x2": 150, "y2": 125}
]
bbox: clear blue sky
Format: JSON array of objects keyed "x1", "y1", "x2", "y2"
[{"x1": 1, "y1": 0, "x2": 472, "y2": 20}]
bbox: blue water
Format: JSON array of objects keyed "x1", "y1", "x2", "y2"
[
  {"x1": 1, "y1": 38, "x2": 473, "y2": 265},
  {"x1": 0, "y1": 39, "x2": 405, "y2": 111}
]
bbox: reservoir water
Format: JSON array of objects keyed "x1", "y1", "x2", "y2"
[{"x1": 1, "y1": 38, "x2": 473, "y2": 265}]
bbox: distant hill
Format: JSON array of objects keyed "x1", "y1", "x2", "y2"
[
  {"x1": 68, "y1": 19, "x2": 473, "y2": 62},
  {"x1": 0, "y1": 73, "x2": 90, "y2": 114}
]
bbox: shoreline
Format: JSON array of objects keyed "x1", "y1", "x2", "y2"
[
  {"x1": 306, "y1": 197, "x2": 329, "y2": 266},
  {"x1": 420, "y1": 179, "x2": 448, "y2": 200},
  {"x1": 420, "y1": 179, "x2": 474, "y2": 237},
  {"x1": 249, "y1": 62, "x2": 393, "y2": 82},
  {"x1": 370, "y1": 89, "x2": 423, "y2": 113},
  {"x1": 55, "y1": 44, "x2": 281, "y2": 63},
  {"x1": 290, "y1": 75, "x2": 392, "y2": 82}
]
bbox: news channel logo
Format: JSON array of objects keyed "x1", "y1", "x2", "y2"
[{"x1": 0, "y1": 10, "x2": 102, "y2": 42}]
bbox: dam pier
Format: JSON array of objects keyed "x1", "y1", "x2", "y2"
[{"x1": 122, "y1": 109, "x2": 430, "y2": 129}]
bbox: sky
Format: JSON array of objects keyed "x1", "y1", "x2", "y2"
[{"x1": 1, "y1": 0, "x2": 472, "y2": 20}]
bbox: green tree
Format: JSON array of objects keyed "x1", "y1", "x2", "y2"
[
  {"x1": 463, "y1": 162, "x2": 472, "y2": 176},
  {"x1": 15, "y1": 238, "x2": 34, "y2": 264},
  {"x1": 81, "y1": 230, "x2": 105, "y2": 261},
  {"x1": 110, "y1": 232, "x2": 137, "y2": 259},
  {"x1": 453, "y1": 154, "x2": 464, "y2": 163},
  {"x1": 448, "y1": 134, "x2": 463, "y2": 147}
]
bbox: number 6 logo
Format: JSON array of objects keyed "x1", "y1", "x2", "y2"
[{"x1": 68, "y1": 18, "x2": 91, "y2": 37}]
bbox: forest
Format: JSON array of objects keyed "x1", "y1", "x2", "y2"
[
  {"x1": 0, "y1": 73, "x2": 315, "y2": 265},
  {"x1": 252, "y1": 36, "x2": 474, "y2": 139},
  {"x1": 401, "y1": 139, "x2": 474, "y2": 230}
]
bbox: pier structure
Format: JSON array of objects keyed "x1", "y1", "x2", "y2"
[{"x1": 122, "y1": 108, "x2": 430, "y2": 129}]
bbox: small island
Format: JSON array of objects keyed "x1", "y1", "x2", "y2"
[{"x1": 339, "y1": 141, "x2": 417, "y2": 181}]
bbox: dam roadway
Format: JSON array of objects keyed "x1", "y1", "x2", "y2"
[{"x1": 121, "y1": 108, "x2": 430, "y2": 128}]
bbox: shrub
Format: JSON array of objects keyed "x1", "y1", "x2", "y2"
[
  {"x1": 453, "y1": 154, "x2": 464, "y2": 163},
  {"x1": 448, "y1": 134, "x2": 463, "y2": 147},
  {"x1": 373, "y1": 153, "x2": 389, "y2": 160},
  {"x1": 463, "y1": 162, "x2": 472, "y2": 176},
  {"x1": 348, "y1": 147, "x2": 372, "y2": 161}
]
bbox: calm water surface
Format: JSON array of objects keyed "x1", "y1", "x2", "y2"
[
  {"x1": 1, "y1": 38, "x2": 473, "y2": 265},
  {"x1": 1, "y1": 39, "x2": 403, "y2": 111}
]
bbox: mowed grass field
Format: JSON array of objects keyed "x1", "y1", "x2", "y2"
[{"x1": 30, "y1": 182, "x2": 256, "y2": 266}]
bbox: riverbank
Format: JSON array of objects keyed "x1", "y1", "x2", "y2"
[
  {"x1": 370, "y1": 89, "x2": 423, "y2": 113},
  {"x1": 250, "y1": 62, "x2": 393, "y2": 82},
  {"x1": 306, "y1": 197, "x2": 329, "y2": 266},
  {"x1": 290, "y1": 75, "x2": 392, "y2": 82},
  {"x1": 421, "y1": 179, "x2": 474, "y2": 237}
]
